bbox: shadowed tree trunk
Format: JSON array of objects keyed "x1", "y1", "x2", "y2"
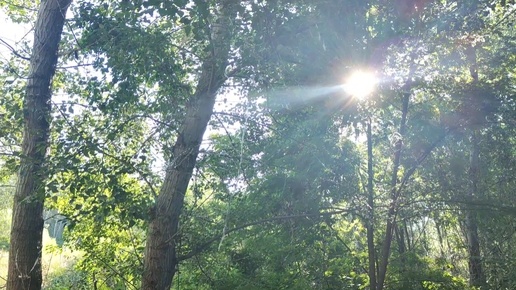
[
  {"x1": 377, "y1": 70, "x2": 413, "y2": 290},
  {"x1": 141, "y1": 1, "x2": 237, "y2": 289},
  {"x1": 376, "y1": 93, "x2": 409, "y2": 290},
  {"x1": 466, "y1": 131, "x2": 485, "y2": 287},
  {"x1": 7, "y1": 0, "x2": 72, "y2": 290},
  {"x1": 464, "y1": 43, "x2": 486, "y2": 289},
  {"x1": 365, "y1": 120, "x2": 377, "y2": 290}
]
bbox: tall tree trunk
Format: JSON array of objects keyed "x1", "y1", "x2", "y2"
[
  {"x1": 7, "y1": 1, "x2": 72, "y2": 290},
  {"x1": 365, "y1": 120, "x2": 377, "y2": 290},
  {"x1": 377, "y1": 80, "x2": 411, "y2": 290},
  {"x1": 141, "y1": 1, "x2": 236, "y2": 289},
  {"x1": 464, "y1": 43, "x2": 486, "y2": 288},
  {"x1": 435, "y1": 221, "x2": 445, "y2": 258},
  {"x1": 395, "y1": 224, "x2": 407, "y2": 255},
  {"x1": 466, "y1": 131, "x2": 485, "y2": 288}
]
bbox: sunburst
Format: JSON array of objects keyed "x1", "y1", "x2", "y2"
[{"x1": 343, "y1": 70, "x2": 378, "y2": 99}]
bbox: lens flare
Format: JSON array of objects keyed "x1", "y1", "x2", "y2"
[{"x1": 343, "y1": 70, "x2": 377, "y2": 99}]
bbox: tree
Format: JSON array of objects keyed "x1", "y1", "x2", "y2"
[
  {"x1": 1, "y1": 0, "x2": 513, "y2": 289},
  {"x1": 7, "y1": 0, "x2": 72, "y2": 290},
  {"x1": 141, "y1": 0, "x2": 238, "y2": 288}
]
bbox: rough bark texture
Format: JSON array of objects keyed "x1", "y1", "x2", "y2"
[
  {"x1": 141, "y1": 1, "x2": 236, "y2": 289},
  {"x1": 7, "y1": 0, "x2": 72, "y2": 290}
]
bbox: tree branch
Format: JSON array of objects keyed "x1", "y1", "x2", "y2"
[
  {"x1": 0, "y1": 38, "x2": 31, "y2": 61},
  {"x1": 177, "y1": 209, "x2": 352, "y2": 262}
]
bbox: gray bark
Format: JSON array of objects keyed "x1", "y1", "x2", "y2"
[
  {"x1": 141, "y1": 1, "x2": 237, "y2": 289},
  {"x1": 7, "y1": 0, "x2": 72, "y2": 289}
]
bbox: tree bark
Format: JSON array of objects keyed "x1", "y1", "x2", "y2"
[
  {"x1": 377, "y1": 80, "x2": 411, "y2": 290},
  {"x1": 7, "y1": 1, "x2": 72, "y2": 290},
  {"x1": 366, "y1": 120, "x2": 377, "y2": 290},
  {"x1": 464, "y1": 44, "x2": 486, "y2": 288},
  {"x1": 465, "y1": 131, "x2": 485, "y2": 288},
  {"x1": 141, "y1": 1, "x2": 236, "y2": 289}
]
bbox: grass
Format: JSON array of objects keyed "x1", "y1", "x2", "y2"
[
  {"x1": 0, "y1": 227, "x2": 79, "y2": 289},
  {"x1": 0, "y1": 249, "x2": 7, "y2": 286}
]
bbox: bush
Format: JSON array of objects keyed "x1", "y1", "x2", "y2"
[{"x1": 43, "y1": 266, "x2": 89, "y2": 290}]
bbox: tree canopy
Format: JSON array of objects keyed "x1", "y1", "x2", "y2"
[{"x1": 0, "y1": 0, "x2": 515, "y2": 289}]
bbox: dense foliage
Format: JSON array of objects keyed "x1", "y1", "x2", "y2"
[{"x1": 0, "y1": 0, "x2": 515, "y2": 289}]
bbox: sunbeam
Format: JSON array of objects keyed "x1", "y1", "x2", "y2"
[
  {"x1": 265, "y1": 70, "x2": 379, "y2": 111},
  {"x1": 267, "y1": 85, "x2": 345, "y2": 108}
]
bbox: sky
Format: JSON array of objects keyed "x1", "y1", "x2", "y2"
[
  {"x1": 0, "y1": 7, "x2": 245, "y2": 175},
  {"x1": 0, "y1": 10, "x2": 32, "y2": 62}
]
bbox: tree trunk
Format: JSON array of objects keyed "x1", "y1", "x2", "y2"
[
  {"x1": 466, "y1": 132, "x2": 485, "y2": 288},
  {"x1": 7, "y1": 1, "x2": 71, "y2": 290},
  {"x1": 377, "y1": 81, "x2": 411, "y2": 290},
  {"x1": 366, "y1": 120, "x2": 377, "y2": 290},
  {"x1": 395, "y1": 224, "x2": 407, "y2": 255},
  {"x1": 435, "y1": 221, "x2": 445, "y2": 258},
  {"x1": 141, "y1": 1, "x2": 236, "y2": 289},
  {"x1": 464, "y1": 43, "x2": 486, "y2": 289}
]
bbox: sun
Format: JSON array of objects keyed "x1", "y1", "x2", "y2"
[{"x1": 343, "y1": 70, "x2": 378, "y2": 99}]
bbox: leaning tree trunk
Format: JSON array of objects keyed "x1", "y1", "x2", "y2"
[
  {"x1": 376, "y1": 57, "x2": 421, "y2": 289},
  {"x1": 7, "y1": 1, "x2": 72, "y2": 290},
  {"x1": 376, "y1": 85, "x2": 410, "y2": 290},
  {"x1": 141, "y1": 1, "x2": 236, "y2": 289}
]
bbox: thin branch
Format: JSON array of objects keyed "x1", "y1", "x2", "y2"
[
  {"x1": 1, "y1": 1, "x2": 37, "y2": 11},
  {"x1": 489, "y1": 4, "x2": 516, "y2": 31},
  {"x1": 0, "y1": 38, "x2": 30, "y2": 60},
  {"x1": 177, "y1": 209, "x2": 351, "y2": 261},
  {"x1": 395, "y1": 129, "x2": 449, "y2": 198},
  {"x1": 326, "y1": 220, "x2": 369, "y2": 274},
  {"x1": 53, "y1": 101, "x2": 160, "y2": 198},
  {"x1": 85, "y1": 251, "x2": 139, "y2": 290},
  {"x1": 56, "y1": 63, "x2": 94, "y2": 69}
]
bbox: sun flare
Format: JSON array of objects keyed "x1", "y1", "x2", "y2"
[{"x1": 343, "y1": 70, "x2": 378, "y2": 99}]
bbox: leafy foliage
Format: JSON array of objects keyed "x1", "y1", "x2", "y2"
[{"x1": 1, "y1": 0, "x2": 516, "y2": 289}]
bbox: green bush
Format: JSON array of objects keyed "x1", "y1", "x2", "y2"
[{"x1": 44, "y1": 266, "x2": 89, "y2": 290}]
